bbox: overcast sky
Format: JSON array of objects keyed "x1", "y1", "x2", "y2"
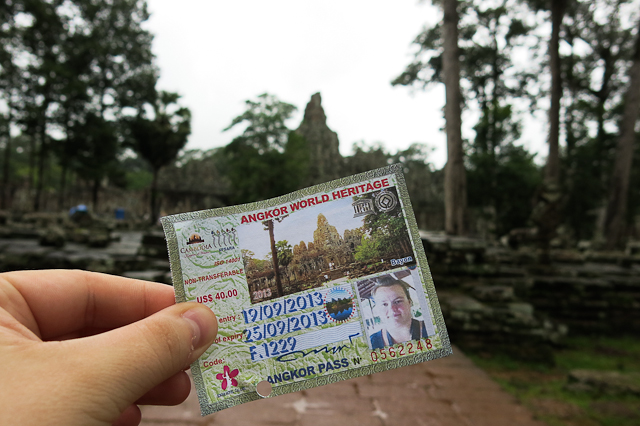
[{"x1": 144, "y1": 0, "x2": 547, "y2": 169}]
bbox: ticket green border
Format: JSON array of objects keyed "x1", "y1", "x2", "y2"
[{"x1": 161, "y1": 163, "x2": 452, "y2": 415}]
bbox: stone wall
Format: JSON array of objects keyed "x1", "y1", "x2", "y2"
[
  {"x1": 519, "y1": 263, "x2": 640, "y2": 335},
  {"x1": 422, "y1": 231, "x2": 640, "y2": 362},
  {"x1": 2, "y1": 215, "x2": 638, "y2": 364}
]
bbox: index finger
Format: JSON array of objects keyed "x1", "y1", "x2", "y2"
[{"x1": 0, "y1": 270, "x2": 176, "y2": 340}]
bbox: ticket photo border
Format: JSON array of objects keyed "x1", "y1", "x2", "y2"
[{"x1": 161, "y1": 163, "x2": 452, "y2": 416}]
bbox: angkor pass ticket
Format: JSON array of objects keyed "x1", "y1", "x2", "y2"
[{"x1": 162, "y1": 164, "x2": 451, "y2": 415}]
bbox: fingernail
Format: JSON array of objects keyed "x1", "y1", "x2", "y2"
[{"x1": 182, "y1": 308, "x2": 213, "y2": 351}]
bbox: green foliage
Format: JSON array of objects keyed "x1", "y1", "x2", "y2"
[
  {"x1": 1, "y1": 135, "x2": 32, "y2": 183},
  {"x1": 391, "y1": 21, "x2": 442, "y2": 88},
  {"x1": 223, "y1": 93, "x2": 297, "y2": 151},
  {"x1": 73, "y1": 0, "x2": 157, "y2": 114},
  {"x1": 70, "y1": 113, "x2": 119, "y2": 184},
  {"x1": 345, "y1": 141, "x2": 389, "y2": 175},
  {"x1": 563, "y1": 138, "x2": 611, "y2": 240},
  {"x1": 346, "y1": 142, "x2": 438, "y2": 205},
  {"x1": 222, "y1": 140, "x2": 288, "y2": 204},
  {"x1": 354, "y1": 236, "x2": 381, "y2": 263},
  {"x1": 127, "y1": 90, "x2": 190, "y2": 222},
  {"x1": 325, "y1": 298, "x2": 353, "y2": 314},
  {"x1": 393, "y1": 1, "x2": 530, "y2": 96},
  {"x1": 120, "y1": 156, "x2": 153, "y2": 191},
  {"x1": 355, "y1": 188, "x2": 413, "y2": 258},
  {"x1": 282, "y1": 132, "x2": 311, "y2": 187},
  {"x1": 560, "y1": 0, "x2": 639, "y2": 241},
  {"x1": 467, "y1": 143, "x2": 542, "y2": 236},
  {"x1": 0, "y1": 0, "x2": 158, "y2": 210},
  {"x1": 221, "y1": 93, "x2": 307, "y2": 204},
  {"x1": 395, "y1": 0, "x2": 539, "y2": 236},
  {"x1": 128, "y1": 91, "x2": 191, "y2": 172},
  {"x1": 242, "y1": 249, "x2": 271, "y2": 273},
  {"x1": 396, "y1": 0, "x2": 640, "y2": 242},
  {"x1": 469, "y1": 336, "x2": 640, "y2": 426},
  {"x1": 493, "y1": 145, "x2": 542, "y2": 233},
  {"x1": 555, "y1": 336, "x2": 640, "y2": 372},
  {"x1": 627, "y1": 134, "x2": 640, "y2": 223},
  {"x1": 275, "y1": 240, "x2": 293, "y2": 268},
  {"x1": 369, "y1": 212, "x2": 413, "y2": 257},
  {"x1": 343, "y1": 142, "x2": 440, "y2": 229}
]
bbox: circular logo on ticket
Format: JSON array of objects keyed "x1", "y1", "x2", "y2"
[
  {"x1": 324, "y1": 287, "x2": 355, "y2": 322},
  {"x1": 375, "y1": 189, "x2": 398, "y2": 212}
]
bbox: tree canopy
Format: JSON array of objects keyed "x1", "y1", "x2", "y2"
[
  {"x1": 0, "y1": 0, "x2": 161, "y2": 211},
  {"x1": 128, "y1": 91, "x2": 191, "y2": 223},
  {"x1": 221, "y1": 93, "x2": 309, "y2": 204}
]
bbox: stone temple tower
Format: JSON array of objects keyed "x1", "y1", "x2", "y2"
[
  {"x1": 313, "y1": 213, "x2": 343, "y2": 252},
  {"x1": 295, "y1": 93, "x2": 343, "y2": 185}
]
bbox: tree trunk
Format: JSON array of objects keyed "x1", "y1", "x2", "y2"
[
  {"x1": 33, "y1": 122, "x2": 47, "y2": 212},
  {"x1": 150, "y1": 167, "x2": 159, "y2": 225},
  {"x1": 27, "y1": 130, "x2": 35, "y2": 194},
  {"x1": 490, "y1": 27, "x2": 500, "y2": 232},
  {"x1": 92, "y1": 177, "x2": 100, "y2": 212},
  {"x1": 531, "y1": 0, "x2": 566, "y2": 263},
  {"x1": 268, "y1": 219, "x2": 283, "y2": 297},
  {"x1": 58, "y1": 163, "x2": 67, "y2": 211},
  {"x1": 442, "y1": 0, "x2": 467, "y2": 235},
  {"x1": 545, "y1": 0, "x2": 565, "y2": 185},
  {"x1": 604, "y1": 17, "x2": 640, "y2": 249},
  {"x1": 1, "y1": 109, "x2": 11, "y2": 210}
]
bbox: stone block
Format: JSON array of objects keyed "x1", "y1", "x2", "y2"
[
  {"x1": 625, "y1": 241, "x2": 640, "y2": 255},
  {"x1": 551, "y1": 250, "x2": 585, "y2": 264},
  {"x1": 566, "y1": 369, "x2": 640, "y2": 396},
  {"x1": 39, "y1": 225, "x2": 66, "y2": 248},
  {"x1": 472, "y1": 285, "x2": 515, "y2": 302},
  {"x1": 87, "y1": 230, "x2": 111, "y2": 248},
  {"x1": 139, "y1": 231, "x2": 169, "y2": 259}
]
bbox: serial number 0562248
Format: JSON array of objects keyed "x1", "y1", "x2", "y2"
[{"x1": 370, "y1": 339, "x2": 434, "y2": 362}]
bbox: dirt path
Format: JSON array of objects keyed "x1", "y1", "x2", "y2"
[{"x1": 141, "y1": 346, "x2": 546, "y2": 426}]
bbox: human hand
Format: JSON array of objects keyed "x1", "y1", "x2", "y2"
[{"x1": 0, "y1": 269, "x2": 218, "y2": 426}]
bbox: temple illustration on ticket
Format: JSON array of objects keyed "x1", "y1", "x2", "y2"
[{"x1": 162, "y1": 164, "x2": 452, "y2": 415}]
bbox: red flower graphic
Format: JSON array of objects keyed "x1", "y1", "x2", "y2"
[{"x1": 216, "y1": 365, "x2": 239, "y2": 390}]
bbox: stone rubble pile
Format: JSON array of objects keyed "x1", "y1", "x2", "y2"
[{"x1": 0, "y1": 212, "x2": 171, "y2": 283}]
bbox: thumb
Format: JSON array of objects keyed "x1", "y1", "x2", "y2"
[{"x1": 74, "y1": 302, "x2": 217, "y2": 408}]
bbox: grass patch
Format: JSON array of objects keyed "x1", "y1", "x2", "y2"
[
  {"x1": 555, "y1": 336, "x2": 640, "y2": 372},
  {"x1": 467, "y1": 336, "x2": 640, "y2": 426}
]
